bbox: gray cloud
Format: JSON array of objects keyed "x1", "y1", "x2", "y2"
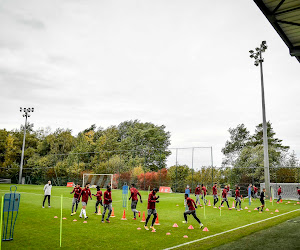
[{"x1": 17, "y1": 17, "x2": 45, "y2": 30}]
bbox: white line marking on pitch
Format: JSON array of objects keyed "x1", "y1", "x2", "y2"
[{"x1": 164, "y1": 208, "x2": 300, "y2": 250}]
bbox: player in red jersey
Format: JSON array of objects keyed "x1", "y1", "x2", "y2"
[
  {"x1": 129, "y1": 184, "x2": 142, "y2": 220},
  {"x1": 253, "y1": 185, "x2": 258, "y2": 200},
  {"x1": 213, "y1": 183, "x2": 218, "y2": 208},
  {"x1": 183, "y1": 194, "x2": 204, "y2": 228},
  {"x1": 93, "y1": 186, "x2": 103, "y2": 214},
  {"x1": 297, "y1": 187, "x2": 300, "y2": 200},
  {"x1": 201, "y1": 184, "x2": 208, "y2": 205},
  {"x1": 195, "y1": 185, "x2": 202, "y2": 206},
  {"x1": 102, "y1": 185, "x2": 112, "y2": 223},
  {"x1": 235, "y1": 186, "x2": 242, "y2": 210},
  {"x1": 226, "y1": 184, "x2": 231, "y2": 197},
  {"x1": 144, "y1": 188, "x2": 159, "y2": 231},
  {"x1": 78, "y1": 183, "x2": 92, "y2": 219},
  {"x1": 219, "y1": 186, "x2": 230, "y2": 209},
  {"x1": 70, "y1": 184, "x2": 82, "y2": 216},
  {"x1": 277, "y1": 186, "x2": 282, "y2": 203}
]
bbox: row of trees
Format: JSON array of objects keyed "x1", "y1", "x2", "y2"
[
  {"x1": 0, "y1": 119, "x2": 298, "y2": 190},
  {"x1": 0, "y1": 120, "x2": 171, "y2": 184}
]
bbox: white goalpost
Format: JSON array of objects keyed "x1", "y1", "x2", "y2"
[{"x1": 82, "y1": 174, "x2": 113, "y2": 189}]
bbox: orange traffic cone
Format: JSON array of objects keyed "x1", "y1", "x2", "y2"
[
  {"x1": 121, "y1": 209, "x2": 127, "y2": 220},
  {"x1": 275, "y1": 209, "x2": 279, "y2": 212},
  {"x1": 207, "y1": 200, "x2": 211, "y2": 206},
  {"x1": 232, "y1": 201, "x2": 235, "y2": 208},
  {"x1": 173, "y1": 223, "x2": 178, "y2": 227},
  {"x1": 270, "y1": 197, "x2": 272, "y2": 202},
  {"x1": 188, "y1": 225, "x2": 194, "y2": 229},
  {"x1": 154, "y1": 214, "x2": 160, "y2": 225},
  {"x1": 110, "y1": 207, "x2": 115, "y2": 217},
  {"x1": 203, "y1": 227, "x2": 209, "y2": 231},
  {"x1": 97, "y1": 205, "x2": 102, "y2": 215},
  {"x1": 141, "y1": 211, "x2": 146, "y2": 222},
  {"x1": 280, "y1": 199, "x2": 283, "y2": 203}
]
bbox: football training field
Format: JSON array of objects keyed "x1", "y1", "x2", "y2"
[{"x1": 0, "y1": 184, "x2": 299, "y2": 249}]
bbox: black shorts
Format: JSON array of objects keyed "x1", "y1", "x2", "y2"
[{"x1": 260, "y1": 199, "x2": 265, "y2": 205}]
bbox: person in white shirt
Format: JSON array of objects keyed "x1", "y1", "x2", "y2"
[{"x1": 43, "y1": 180, "x2": 52, "y2": 208}]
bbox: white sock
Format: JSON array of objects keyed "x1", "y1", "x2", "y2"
[
  {"x1": 83, "y1": 209, "x2": 86, "y2": 218},
  {"x1": 80, "y1": 209, "x2": 83, "y2": 217}
]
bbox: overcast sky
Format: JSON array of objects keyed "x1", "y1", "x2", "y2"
[{"x1": 0, "y1": 0, "x2": 299, "y2": 168}]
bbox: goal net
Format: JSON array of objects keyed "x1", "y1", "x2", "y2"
[
  {"x1": 82, "y1": 174, "x2": 113, "y2": 189},
  {"x1": 260, "y1": 183, "x2": 300, "y2": 200}
]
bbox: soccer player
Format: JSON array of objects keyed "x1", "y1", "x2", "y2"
[
  {"x1": 297, "y1": 187, "x2": 300, "y2": 201},
  {"x1": 277, "y1": 186, "x2": 282, "y2": 203},
  {"x1": 194, "y1": 184, "x2": 201, "y2": 206},
  {"x1": 93, "y1": 186, "x2": 103, "y2": 214},
  {"x1": 78, "y1": 183, "x2": 92, "y2": 219},
  {"x1": 226, "y1": 184, "x2": 231, "y2": 197},
  {"x1": 201, "y1": 184, "x2": 208, "y2": 205},
  {"x1": 182, "y1": 194, "x2": 204, "y2": 228},
  {"x1": 129, "y1": 183, "x2": 142, "y2": 220},
  {"x1": 257, "y1": 188, "x2": 267, "y2": 212},
  {"x1": 42, "y1": 180, "x2": 52, "y2": 208},
  {"x1": 102, "y1": 185, "x2": 112, "y2": 223},
  {"x1": 219, "y1": 186, "x2": 230, "y2": 209},
  {"x1": 144, "y1": 188, "x2": 160, "y2": 231},
  {"x1": 253, "y1": 185, "x2": 258, "y2": 199},
  {"x1": 185, "y1": 185, "x2": 191, "y2": 197},
  {"x1": 235, "y1": 186, "x2": 242, "y2": 210},
  {"x1": 213, "y1": 183, "x2": 218, "y2": 208},
  {"x1": 70, "y1": 184, "x2": 82, "y2": 215}
]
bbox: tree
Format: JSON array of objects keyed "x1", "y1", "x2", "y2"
[
  {"x1": 168, "y1": 165, "x2": 190, "y2": 192},
  {"x1": 249, "y1": 122, "x2": 289, "y2": 152},
  {"x1": 221, "y1": 122, "x2": 296, "y2": 185},
  {"x1": 117, "y1": 120, "x2": 171, "y2": 171},
  {"x1": 221, "y1": 124, "x2": 250, "y2": 167}
]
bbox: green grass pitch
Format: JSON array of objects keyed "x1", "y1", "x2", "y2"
[{"x1": 0, "y1": 184, "x2": 299, "y2": 249}]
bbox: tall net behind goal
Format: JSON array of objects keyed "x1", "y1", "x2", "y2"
[
  {"x1": 82, "y1": 174, "x2": 113, "y2": 189},
  {"x1": 260, "y1": 183, "x2": 300, "y2": 200}
]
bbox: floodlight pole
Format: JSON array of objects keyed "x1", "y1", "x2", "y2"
[
  {"x1": 19, "y1": 107, "x2": 34, "y2": 184},
  {"x1": 249, "y1": 42, "x2": 270, "y2": 197},
  {"x1": 259, "y1": 52, "x2": 271, "y2": 198}
]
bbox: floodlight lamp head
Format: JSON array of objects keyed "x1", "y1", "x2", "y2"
[
  {"x1": 250, "y1": 54, "x2": 254, "y2": 58},
  {"x1": 23, "y1": 108, "x2": 26, "y2": 112},
  {"x1": 249, "y1": 50, "x2": 254, "y2": 54},
  {"x1": 20, "y1": 107, "x2": 22, "y2": 112},
  {"x1": 255, "y1": 47, "x2": 259, "y2": 51},
  {"x1": 27, "y1": 108, "x2": 30, "y2": 112},
  {"x1": 262, "y1": 41, "x2": 266, "y2": 45},
  {"x1": 32, "y1": 108, "x2": 34, "y2": 112}
]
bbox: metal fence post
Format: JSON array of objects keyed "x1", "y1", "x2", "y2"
[
  {"x1": 191, "y1": 147, "x2": 194, "y2": 191},
  {"x1": 175, "y1": 148, "x2": 178, "y2": 193}
]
